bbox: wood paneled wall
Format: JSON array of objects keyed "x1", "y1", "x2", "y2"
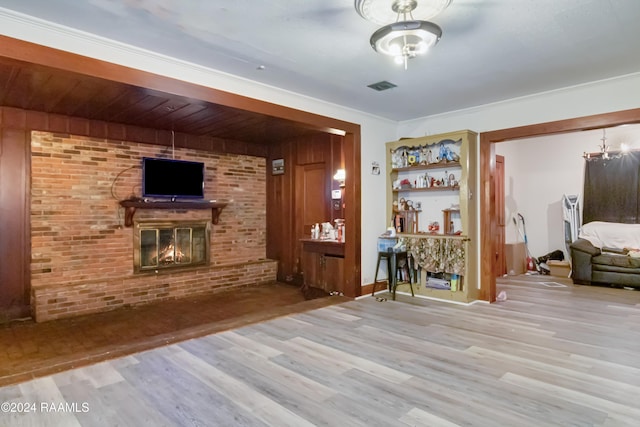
[
  {"x1": 0, "y1": 126, "x2": 29, "y2": 319},
  {"x1": 267, "y1": 133, "x2": 345, "y2": 287}
]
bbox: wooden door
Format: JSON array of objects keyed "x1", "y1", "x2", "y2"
[
  {"x1": 295, "y1": 163, "x2": 330, "y2": 271},
  {"x1": 494, "y1": 155, "x2": 506, "y2": 277},
  {"x1": 295, "y1": 163, "x2": 329, "y2": 237}
]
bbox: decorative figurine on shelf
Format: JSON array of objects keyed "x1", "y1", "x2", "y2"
[
  {"x1": 420, "y1": 146, "x2": 429, "y2": 165},
  {"x1": 412, "y1": 147, "x2": 421, "y2": 165},
  {"x1": 391, "y1": 149, "x2": 401, "y2": 169},
  {"x1": 399, "y1": 197, "x2": 407, "y2": 210},
  {"x1": 437, "y1": 140, "x2": 461, "y2": 163}
]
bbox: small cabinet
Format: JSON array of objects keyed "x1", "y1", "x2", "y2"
[{"x1": 301, "y1": 239, "x2": 345, "y2": 293}]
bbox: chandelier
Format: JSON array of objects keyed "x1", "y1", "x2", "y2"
[
  {"x1": 355, "y1": 0, "x2": 449, "y2": 69},
  {"x1": 583, "y1": 128, "x2": 632, "y2": 161}
]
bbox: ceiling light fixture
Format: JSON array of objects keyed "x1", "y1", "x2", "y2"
[
  {"x1": 599, "y1": 129, "x2": 609, "y2": 158},
  {"x1": 356, "y1": 0, "x2": 445, "y2": 70},
  {"x1": 355, "y1": 0, "x2": 451, "y2": 25}
]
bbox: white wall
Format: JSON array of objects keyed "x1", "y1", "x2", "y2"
[
  {"x1": 495, "y1": 132, "x2": 585, "y2": 259},
  {"x1": 397, "y1": 73, "x2": 640, "y2": 136},
  {"x1": 359, "y1": 122, "x2": 398, "y2": 284},
  {"x1": 494, "y1": 125, "x2": 640, "y2": 259}
]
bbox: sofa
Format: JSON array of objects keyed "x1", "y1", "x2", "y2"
[{"x1": 570, "y1": 221, "x2": 640, "y2": 288}]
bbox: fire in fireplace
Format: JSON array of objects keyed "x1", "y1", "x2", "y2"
[{"x1": 133, "y1": 221, "x2": 210, "y2": 272}]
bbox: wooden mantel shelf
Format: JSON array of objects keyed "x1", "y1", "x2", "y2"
[{"x1": 118, "y1": 199, "x2": 228, "y2": 227}]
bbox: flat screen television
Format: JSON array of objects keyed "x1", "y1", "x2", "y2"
[{"x1": 142, "y1": 157, "x2": 205, "y2": 199}]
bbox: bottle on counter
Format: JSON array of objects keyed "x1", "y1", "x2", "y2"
[{"x1": 334, "y1": 219, "x2": 345, "y2": 243}]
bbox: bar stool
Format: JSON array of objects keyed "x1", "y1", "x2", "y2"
[{"x1": 371, "y1": 250, "x2": 415, "y2": 300}]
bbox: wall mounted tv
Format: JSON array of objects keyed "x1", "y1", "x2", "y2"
[{"x1": 142, "y1": 157, "x2": 205, "y2": 199}]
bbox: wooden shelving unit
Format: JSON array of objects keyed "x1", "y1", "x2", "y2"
[
  {"x1": 385, "y1": 130, "x2": 478, "y2": 303},
  {"x1": 119, "y1": 199, "x2": 228, "y2": 227}
]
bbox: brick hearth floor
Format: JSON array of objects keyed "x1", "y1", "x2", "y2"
[{"x1": 0, "y1": 282, "x2": 347, "y2": 387}]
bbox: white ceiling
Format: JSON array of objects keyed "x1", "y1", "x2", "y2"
[{"x1": 0, "y1": 0, "x2": 639, "y2": 121}]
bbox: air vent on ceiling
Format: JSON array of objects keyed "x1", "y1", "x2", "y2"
[{"x1": 367, "y1": 80, "x2": 397, "y2": 91}]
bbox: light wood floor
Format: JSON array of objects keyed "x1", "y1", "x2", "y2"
[{"x1": 1, "y1": 276, "x2": 639, "y2": 426}]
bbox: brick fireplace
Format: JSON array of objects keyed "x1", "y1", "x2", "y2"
[
  {"x1": 30, "y1": 131, "x2": 277, "y2": 322},
  {"x1": 134, "y1": 220, "x2": 210, "y2": 273}
]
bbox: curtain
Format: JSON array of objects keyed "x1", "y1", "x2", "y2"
[
  {"x1": 401, "y1": 236, "x2": 466, "y2": 275},
  {"x1": 583, "y1": 152, "x2": 640, "y2": 224}
]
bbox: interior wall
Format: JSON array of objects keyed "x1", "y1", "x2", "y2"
[
  {"x1": 495, "y1": 133, "x2": 584, "y2": 259},
  {"x1": 0, "y1": 127, "x2": 29, "y2": 319},
  {"x1": 266, "y1": 133, "x2": 344, "y2": 287},
  {"x1": 397, "y1": 73, "x2": 640, "y2": 136},
  {"x1": 495, "y1": 124, "x2": 640, "y2": 259}
]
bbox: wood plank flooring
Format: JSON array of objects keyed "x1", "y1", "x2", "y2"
[
  {"x1": 0, "y1": 282, "x2": 344, "y2": 387},
  {"x1": 1, "y1": 276, "x2": 639, "y2": 426}
]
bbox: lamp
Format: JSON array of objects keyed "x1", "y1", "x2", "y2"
[
  {"x1": 333, "y1": 169, "x2": 346, "y2": 188},
  {"x1": 333, "y1": 169, "x2": 346, "y2": 211},
  {"x1": 356, "y1": 0, "x2": 447, "y2": 69},
  {"x1": 582, "y1": 128, "x2": 635, "y2": 160}
]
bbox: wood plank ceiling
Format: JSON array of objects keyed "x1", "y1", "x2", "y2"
[{"x1": 0, "y1": 56, "x2": 324, "y2": 145}]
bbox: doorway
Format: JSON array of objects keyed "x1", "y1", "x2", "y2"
[{"x1": 480, "y1": 108, "x2": 640, "y2": 302}]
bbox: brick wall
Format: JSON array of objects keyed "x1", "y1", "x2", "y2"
[{"x1": 30, "y1": 131, "x2": 276, "y2": 322}]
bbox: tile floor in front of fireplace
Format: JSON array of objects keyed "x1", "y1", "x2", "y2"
[{"x1": 0, "y1": 282, "x2": 347, "y2": 387}]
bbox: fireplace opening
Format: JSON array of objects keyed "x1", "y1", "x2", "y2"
[{"x1": 134, "y1": 221, "x2": 210, "y2": 272}]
